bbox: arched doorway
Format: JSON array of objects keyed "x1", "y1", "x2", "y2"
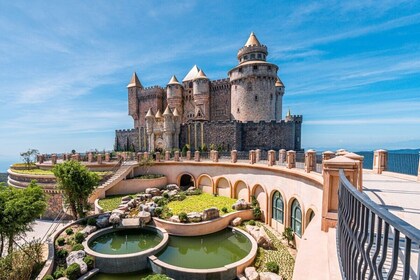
[
  {"x1": 306, "y1": 208, "x2": 315, "y2": 228},
  {"x1": 180, "y1": 174, "x2": 194, "y2": 191},
  {"x1": 291, "y1": 199, "x2": 302, "y2": 237}
]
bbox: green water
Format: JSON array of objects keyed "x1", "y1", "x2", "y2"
[
  {"x1": 156, "y1": 228, "x2": 252, "y2": 269},
  {"x1": 90, "y1": 271, "x2": 153, "y2": 280},
  {"x1": 89, "y1": 228, "x2": 162, "y2": 255}
]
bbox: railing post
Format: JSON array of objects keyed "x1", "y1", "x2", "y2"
[
  {"x1": 249, "y1": 150, "x2": 256, "y2": 164},
  {"x1": 155, "y1": 152, "x2": 160, "y2": 162},
  {"x1": 97, "y1": 154, "x2": 103, "y2": 164},
  {"x1": 321, "y1": 156, "x2": 359, "y2": 231},
  {"x1": 268, "y1": 150, "x2": 275, "y2": 166},
  {"x1": 286, "y1": 150, "x2": 296, "y2": 169},
  {"x1": 174, "y1": 151, "x2": 180, "y2": 161},
  {"x1": 37, "y1": 154, "x2": 44, "y2": 164},
  {"x1": 88, "y1": 152, "x2": 93, "y2": 163},
  {"x1": 373, "y1": 149, "x2": 387, "y2": 174},
  {"x1": 51, "y1": 154, "x2": 57, "y2": 165},
  {"x1": 231, "y1": 150, "x2": 237, "y2": 163},
  {"x1": 322, "y1": 151, "x2": 335, "y2": 174},
  {"x1": 279, "y1": 149, "x2": 286, "y2": 164},
  {"x1": 137, "y1": 152, "x2": 142, "y2": 162},
  {"x1": 105, "y1": 153, "x2": 110, "y2": 162},
  {"x1": 165, "y1": 151, "x2": 170, "y2": 161},
  {"x1": 336, "y1": 149, "x2": 348, "y2": 156},
  {"x1": 255, "y1": 149, "x2": 261, "y2": 162},
  {"x1": 344, "y1": 152, "x2": 364, "y2": 191},
  {"x1": 143, "y1": 152, "x2": 149, "y2": 160},
  {"x1": 74, "y1": 153, "x2": 80, "y2": 161},
  {"x1": 304, "y1": 149, "x2": 316, "y2": 173},
  {"x1": 186, "y1": 151, "x2": 191, "y2": 160},
  {"x1": 213, "y1": 151, "x2": 219, "y2": 162},
  {"x1": 194, "y1": 151, "x2": 200, "y2": 162}
]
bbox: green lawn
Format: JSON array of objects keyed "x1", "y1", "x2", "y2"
[
  {"x1": 167, "y1": 193, "x2": 237, "y2": 215},
  {"x1": 11, "y1": 168, "x2": 111, "y2": 178},
  {"x1": 98, "y1": 194, "x2": 133, "y2": 212}
]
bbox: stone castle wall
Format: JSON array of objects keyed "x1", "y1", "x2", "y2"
[{"x1": 209, "y1": 79, "x2": 231, "y2": 121}]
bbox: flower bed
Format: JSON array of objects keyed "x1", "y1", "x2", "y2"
[{"x1": 166, "y1": 193, "x2": 237, "y2": 215}]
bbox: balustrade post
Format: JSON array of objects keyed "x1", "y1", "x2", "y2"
[
  {"x1": 165, "y1": 151, "x2": 170, "y2": 161},
  {"x1": 279, "y1": 149, "x2": 286, "y2": 164},
  {"x1": 373, "y1": 149, "x2": 387, "y2": 174},
  {"x1": 137, "y1": 152, "x2": 142, "y2": 162},
  {"x1": 255, "y1": 149, "x2": 261, "y2": 162},
  {"x1": 143, "y1": 152, "x2": 149, "y2": 161},
  {"x1": 97, "y1": 154, "x2": 103, "y2": 164},
  {"x1": 37, "y1": 154, "x2": 43, "y2": 164},
  {"x1": 88, "y1": 152, "x2": 93, "y2": 163},
  {"x1": 286, "y1": 150, "x2": 296, "y2": 169},
  {"x1": 174, "y1": 151, "x2": 180, "y2": 161},
  {"x1": 321, "y1": 156, "x2": 359, "y2": 231},
  {"x1": 336, "y1": 149, "x2": 348, "y2": 156},
  {"x1": 322, "y1": 151, "x2": 335, "y2": 174},
  {"x1": 231, "y1": 150, "x2": 237, "y2": 163},
  {"x1": 194, "y1": 151, "x2": 200, "y2": 162},
  {"x1": 268, "y1": 150, "x2": 275, "y2": 166},
  {"x1": 249, "y1": 150, "x2": 256, "y2": 164},
  {"x1": 105, "y1": 153, "x2": 110, "y2": 162},
  {"x1": 344, "y1": 152, "x2": 364, "y2": 191},
  {"x1": 304, "y1": 149, "x2": 317, "y2": 173},
  {"x1": 155, "y1": 152, "x2": 160, "y2": 162},
  {"x1": 213, "y1": 151, "x2": 219, "y2": 163},
  {"x1": 51, "y1": 154, "x2": 57, "y2": 165},
  {"x1": 186, "y1": 151, "x2": 191, "y2": 160},
  {"x1": 74, "y1": 153, "x2": 80, "y2": 161}
]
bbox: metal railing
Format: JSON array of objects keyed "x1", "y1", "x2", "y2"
[{"x1": 337, "y1": 169, "x2": 420, "y2": 279}]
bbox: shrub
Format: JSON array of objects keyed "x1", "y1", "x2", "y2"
[
  {"x1": 72, "y1": 244, "x2": 85, "y2": 251},
  {"x1": 56, "y1": 249, "x2": 68, "y2": 259},
  {"x1": 248, "y1": 220, "x2": 256, "y2": 226},
  {"x1": 156, "y1": 198, "x2": 168, "y2": 207},
  {"x1": 221, "y1": 207, "x2": 228, "y2": 213},
  {"x1": 42, "y1": 276, "x2": 54, "y2": 280},
  {"x1": 266, "y1": 261, "x2": 279, "y2": 273},
  {"x1": 177, "y1": 192, "x2": 186, "y2": 201},
  {"x1": 282, "y1": 227, "x2": 294, "y2": 246},
  {"x1": 56, "y1": 237, "x2": 65, "y2": 246},
  {"x1": 163, "y1": 192, "x2": 170, "y2": 199},
  {"x1": 143, "y1": 274, "x2": 171, "y2": 280},
  {"x1": 251, "y1": 195, "x2": 258, "y2": 207},
  {"x1": 65, "y1": 228, "x2": 74, "y2": 235},
  {"x1": 154, "y1": 207, "x2": 163, "y2": 217},
  {"x1": 87, "y1": 217, "x2": 97, "y2": 226},
  {"x1": 253, "y1": 206, "x2": 262, "y2": 220},
  {"x1": 83, "y1": 255, "x2": 95, "y2": 270},
  {"x1": 65, "y1": 263, "x2": 81, "y2": 280},
  {"x1": 53, "y1": 269, "x2": 65, "y2": 279},
  {"x1": 74, "y1": 232, "x2": 85, "y2": 244},
  {"x1": 178, "y1": 212, "x2": 188, "y2": 223}
]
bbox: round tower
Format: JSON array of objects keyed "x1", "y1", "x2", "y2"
[
  {"x1": 166, "y1": 75, "x2": 183, "y2": 116},
  {"x1": 193, "y1": 69, "x2": 210, "y2": 120},
  {"x1": 228, "y1": 32, "x2": 279, "y2": 122},
  {"x1": 275, "y1": 77, "x2": 285, "y2": 121}
]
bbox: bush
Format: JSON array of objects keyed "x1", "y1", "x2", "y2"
[
  {"x1": 53, "y1": 269, "x2": 65, "y2": 279},
  {"x1": 42, "y1": 276, "x2": 54, "y2": 280},
  {"x1": 156, "y1": 198, "x2": 168, "y2": 207},
  {"x1": 143, "y1": 274, "x2": 171, "y2": 280},
  {"x1": 186, "y1": 188, "x2": 202, "y2": 196},
  {"x1": 253, "y1": 206, "x2": 262, "y2": 220},
  {"x1": 65, "y1": 263, "x2": 81, "y2": 280},
  {"x1": 72, "y1": 244, "x2": 85, "y2": 251},
  {"x1": 87, "y1": 217, "x2": 97, "y2": 226},
  {"x1": 56, "y1": 237, "x2": 65, "y2": 246},
  {"x1": 221, "y1": 207, "x2": 228, "y2": 213},
  {"x1": 178, "y1": 212, "x2": 188, "y2": 223},
  {"x1": 56, "y1": 249, "x2": 68, "y2": 259},
  {"x1": 83, "y1": 255, "x2": 95, "y2": 270},
  {"x1": 177, "y1": 192, "x2": 187, "y2": 201},
  {"x1": 248, "y1": 220, "x2": 256, "y2": 226},
  {"x1": 154, "y1": 207, "x2": 163, "y2": 217},
  {"x1": 74, "y1": 232, "x2": 85, "y2": 244},
  {"x1": 282, "y1": 227, "x2": 294, "y2": 246},
  {"x1": 65, "y1": 228, "x2": 74, "y2": 235},
  {"x1": 163, "y1": 192, "x2": 170, "y2": 199},
  {"x1": 266, "y1": 261, "x2": 279, "y2": 273}
]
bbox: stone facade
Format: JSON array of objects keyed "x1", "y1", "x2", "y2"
[{"x1": 116, "y1": 32, "x2": 302, "y2": 152}]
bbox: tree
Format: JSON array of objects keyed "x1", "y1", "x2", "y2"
[
  {"x1": 138, "y1": 156, "x2": 155, "y2": 175},
  {"x1": 20, "y1": 149, "x2": 39, "y2": 169},
  {"x1": 52, "y1": 160, "x2": 99, "y2": 219}
]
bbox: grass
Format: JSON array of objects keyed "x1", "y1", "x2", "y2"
[
  {"x1": 133, "y1": 174, "x2": 164, "y2": 179},
  {"x1": 98, "y1": 194, "x2": 133, "y2": 212},
  {"x1": 11, "y1": 168, "x2": 111, "y2": 178},
  {"x1": 167, "y1": 193, "x2": 237, "y2": 215}
]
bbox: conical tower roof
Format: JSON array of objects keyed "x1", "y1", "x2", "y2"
[
  {"x1": 163, "y1": 105, "x2": 173, "y2": 116},
  {"x1": 145, "y1": 108, "x2": 154, "y2": 118},
  {"x1": 173, "y1": 107, "x2": 180, "y2": 117},
  {"x1": 194, "y1": 69, "x2": 208, "y2": 80},
  {"x1": 127, "y1": 72, "x2": 142, "y2": 88},
  {"x1": 244, "y1": 32, "x2": 261, "y2": 47},
  {"x1": 168, "y1": 75, "x2": 181, "y2": 85},
  {"x1": 183, "y1": 65, "x2": 200, "y2": 82},
  {"x1": 275, "y1": 77, "x2": 284, "y2": 87},
  {"x1": 155, "y1": 109, "x2": 163, "y2": 119},
  {"x1": 286, "y1": 108, "x2": 291, "y2": 117}
]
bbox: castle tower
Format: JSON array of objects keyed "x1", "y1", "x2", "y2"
[
  {"x1": 275, "y1": 77, "x2": 285, "y2": 121},
  {"x1": 193, "y1": 69, "x2": 210, "y2": 120},
  {"x1": 173, "y1": 108, "x2": 181, "y2": 149},
  {"x1": 166, "y1": 75, "x2": 183, "y2": 116},
  {"x1": 228, "y1": 32, "x2": 280, "y2": 122},
  {"x1": 163, "y1": 105, "x2": 174, "y2": 149},
  {"x1": 127, "y1": 72, "x2": 142, "y2": 128},
  {"x1": 145, "y1": 108, "x2": 155, "y2": 151}
]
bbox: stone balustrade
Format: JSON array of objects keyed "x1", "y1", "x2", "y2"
[{"x1": 286, "y1": 150, "x2": 296, "y2": 169}]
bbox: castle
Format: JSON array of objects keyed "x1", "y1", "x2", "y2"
[{"x1": 115, "y1": 33, "x2": 302, "y2": 152}]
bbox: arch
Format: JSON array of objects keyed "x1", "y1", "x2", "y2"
[
  {"x1": 305, "y1": 207, "x2": 316, "y2": 228},
  {"x1": 177, "y1": 173, "x2": 195, "y2": 191},
  {"x1": 271, "y1": 191, "x2": 284, "y2": 224},
  {"x1": 233, "y1": 180, "x2": 249, "y2": 202},
  {"x1": 196, "y1": 174, "x2": 213, "y2": 194},
  {"x1": 290, "y1": 198, "x2": 303, "y2": 238},
  {"x1": 214, "y1": 176, "x2": 231, "y2": 197},
  {"x1": 251, "y1": 184, "x2": 268, "y2": 223}
]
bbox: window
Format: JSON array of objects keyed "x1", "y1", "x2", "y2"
[
  {"x1": 247, "y1": 82, "x2": 252, "y2": 91},
  {"x1": 268, "y1": 66, "x2": 271, "y2": 71},
  {"x1": 270, "y1": 94, "x2": 273, "y2": 100},
  {"x1": 237, "y1": 108, "x2": 240, "y2": 113},
  {"x1": 251, "y1": 54, "x2": 255, "y2": 59},
  {"x1": 244, "y1": 55, "x2": 248, "y2": 60},
  {"x1": 189, "y1": 82, "x2": 193, "y2": 88},
  {"x1": 253, "y1": 65, "x2": 258, "y2": 70},
  {"x1": 272, "y1": 191, "x2": 284, "y2": 223},
  {"x1": 254, "y1": 95, "x2": 258, "y2": 101},
  {"x1": 291, "y1": 199, "x2": 302, "y2": 237},
  {"x1": 258, "y1": 54, "x2": 262, "y2": 59},
  {"x1": 238, "y1": 67, "x2": 242, "y2": 73}
]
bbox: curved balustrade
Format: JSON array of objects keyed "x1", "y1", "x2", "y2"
[{"x1": 337, "y1": 169, "x2": 420, "y2": 279}]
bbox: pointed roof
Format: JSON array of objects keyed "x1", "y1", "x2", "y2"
[
  {"x1": 127, "y1": 72, "x2": 142, "y2": 88},
  {"x1": 168, "y1": 75, "x2": 181, "y2": 85},
  {"x1": 244, "y1": 32, "x2": 261, "y2": 47},
  {"x1": 286, "y1": 108, "x2": 291, "y2": 117},
  {"x1": 275, "y1": 77, "x2": 284, "y2": 87},
  {"x1": 183, "y1": 65, "x2": 200, "y2": 82},
  {"x1": 194, "y1": 69, "x2": 208, "y2": 80},
  {"x1": 173, "y1": 107, "x2": 180, "y2": 117},
  {"x1": 145, "y1": 108, "x2": 154, "y2": 118},
  {"x1": 155, "y1": 109, "x2": 162, "y2": 119},
  {"x1": 163, "y1": 105, "x2": 173, "y2": 116}
]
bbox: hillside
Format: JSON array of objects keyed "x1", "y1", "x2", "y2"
[{"x1": 0, "y1": 173, "x2": 8, "y2": 184}]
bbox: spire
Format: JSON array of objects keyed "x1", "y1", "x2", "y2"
[
  {"x1": 275, "y1": 77, "x2": 284, "y2": 87},
  {"x1": 155, "y1": 109, "x2": 163, "y2": 119},
  {"x1": 168, "y1": 75, "x2": 180, "y2": 85},
  {"x1": 183, "y1": 65, "x2": 200, "y2": 82},
  {"x1": 163, "y1": 105, "x2": 173, "y2": 116},
  {"x1": 127, "y1": 72, "x2": 142, "y2": 88},
  {"x1": 194, "y1": 69, "x2": 208, "y2": 80},
  {"x1": 173, "y1": 107, "x2": 180, "y2": 117},
  {"x1": 244, "y1": 32, "x2": 261, "y2": 47},
  {"x1": 145, "y1": 108, "x2": 154, "y2": 118},
  {"x1": 287, "y1": 108, "x2": 291, "y2": 117}
]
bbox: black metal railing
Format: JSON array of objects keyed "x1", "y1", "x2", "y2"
[{"x1": 337, "y1": 170, "x2": 420, "y2": 279}]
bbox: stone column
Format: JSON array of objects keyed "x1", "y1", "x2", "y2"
[
  {"x1": 336, "y1": 149, "x2": 348, "y2": 156},
  {"x1": 37, "y1": 155, "x2": 43, "y2": 164},
  {"x1": 97, "y1": 154, "x2": 103, "y2": 164},
  {"x1": 304, "y1": 149, "x2": 317, "y2": 173},
  {"x1": 373, "y1": 149, "x2": 387, "y2": 174},
  {"x1": 249, "y1": 150, "x2": 256, "y2": 164},
  {"x1": 165, "y1": 151, "x2": 170, "y2": 161},
  {"x1": 74, "y1": 153, "x2": 80, "y2": 161},
  {"x1": 322, "y1": 151, "x2": 335, "y2": 174},
  {"x1": 174, "y1": 151, "x2": 180, "y2": 161},
  {"x1": 213, "y1": 151, "x2": 219, "y2": 162},
  {"x1": 231, "y1": 150, "x2": 237, "y2": 163},
  {"x1": 321, "y1": 156, "x2": 359, "y2": 232},
  {"x1": 105, "y1": 153, "x2": 110, "y2": 162},
  {"x1": 51, "y1": 154, "x2": 57, "y2": 165},
  {"x1": 121, "y1": 152, "x2": 127, "y2": 161},
  {"x1": 344, "y1": 152, "x2": 364, "y2": 191},
  {"x1": 186, "y1": 151, "x2": 191, "y2": 160},
  {"x1": 88, "y1": 152, "x2": 93, "y2": 163},
  {"x1": 286, "y1": 150, "x2": 296, "y2": 169},
  {"x1": 194, "y1": 151, "x2": 200, "y2": 162},
  {"x1": 137, "y1": 152, "x2": 142, "y2": 162},
  {"x1": 143, "y1": 152, "x2": 149, "y2": 160},
  {"x1": 255, "y1": 149, "x2": 261, "y2": 162},
  {"x1": 155, "y1": 152, "x2": 161, "y2": 162},
  {"x1": 279, "y1": 149, "x2": 286, "y2": 164},
  {"x1": 268, "y1": 150, "x2": 275, "y2": 166}
]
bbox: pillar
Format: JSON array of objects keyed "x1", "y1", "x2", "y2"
[
  {"x1": 268, "y1": 150, "x2": 275, "y2": 166},
  {"x1": 97, "y1": 154, "x2": 103, "y2": 164},
  {"x1": 213, "y1": 151, "x2": 219, "y2": 163},
  {"x1": 186, "y1": 151, "x2": 191, "y2": 160},
  {"x1": 304, "y1": 149, "x2": 317, "y2": 173},
  {"x1": 137, "y1": 152, "x2": 142, "y2": 162},
  {"x1": 249, "y1": 150, "x2": 256, "y2": 164},
  {"x1": 74, "y1": 153, "x2": 80, "y2": 161},
  {"x1": 373, "y1": 149, "x2": 387, "y2": 174},
  {"x1": 88, "y1": 152, "x2": 93, "y2": 163},
  {"x1": 174, "y1": 151, "x2": 180, "y2": 161},
  {"x1": 279, "y1": 149, "x2": 286, "y2": 164},
  {"x1": 255, "y1": 149, "x2": 261, "y2": 162},
  {"x1": 286, "y1": 150, "x2": 296, "y2": 169},
  {"x1": 194, "y1": 151, "x2": 200, "y2": 162},
  {"x1": 37, "y1": 155, "x2": 44, "y2": 164},
  {"x1": 155, "y1": 152, "x2": 161, "y2": 162},
  {"x1": 336, "y1": 149, "x2": 348, "y2": 156},
  {"x1": 344, "y1": 152, "x2": 364, "y2": 191},
  {"x1": 322, "y1": 151, "x2": 335, "y2": 174},
  {"x1": 165, "y1": 151, "x2": 170, "y2": 161},
  {"x1": 321, "y1": 156, "x2": 359, "y2": 232},
  {"x1": 51, "y1": 154, "x2": 57, "y2": 165},
  {"x1": 105, "y1": 153, "x2": 110, "y2": 162},
  {"x1": 231, "y1": 150, "x2": 237, "y2": 163}
]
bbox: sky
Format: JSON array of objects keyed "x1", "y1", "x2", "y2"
[{"x1": 0, "y1": 0, "x2": 420, "y2": 169}]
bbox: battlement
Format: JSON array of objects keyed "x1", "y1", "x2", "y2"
[
  {"x1": 142, "y1": 85, "x2": 164, "y2": 91},
  {"x1": 210, "y1": 78, "x2": 230, "y2": 85},
  {"x1": 115, "y1": 128, "x2": 137, "y2": 133}
]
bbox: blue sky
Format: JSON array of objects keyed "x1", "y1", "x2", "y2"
[{"x1": 0, "y1": 0, "x2": 420, "y2": 169}]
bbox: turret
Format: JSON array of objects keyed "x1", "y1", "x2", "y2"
[
  {"x1": 127, "y1": 72, "x2": 142, "y2": 127},
  {"x1": 166, "y1": 75, "x2": 183, "y2": 115},
  {"x1": 237, "y1": 32, "x2": 268, "y2": 64},
  {"x1": 163, "y1": 105, "x2": 174, "y2": 149},
  {"x1": 145, "y1": 108, "x2": 154, "y2": 134},
  {"x1": 193, "y1": 69, "x2": 210, "y2": 120},
  {"x1": 275, "y1": 77, "x2": 285, "y2": 121}
]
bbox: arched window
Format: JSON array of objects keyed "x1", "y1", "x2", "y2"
[
  {"x1": 272, "y1": 191, "x2": 284, "y2": 223},
  {"x1": 291, "y1": 199, "x2": 302, "y2": 237}
]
